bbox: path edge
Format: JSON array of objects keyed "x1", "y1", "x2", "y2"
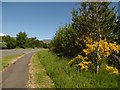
[
  {"x1": 27, "y1": 53, "x2": 36, "y2": 88},
  {"x1": 2, "y1": 53, "x2": 25, "y2": 72}
]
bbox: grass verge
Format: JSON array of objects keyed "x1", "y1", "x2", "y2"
[
  {"x1": 0, "y1": 53, "x2": 24, "y2": 71},
  {"x1": 33, "y1": 50, "x2": 119, "y2": 88},
  {"x1": 28, "y1": 51, "x2": 54, "y2": 88}
]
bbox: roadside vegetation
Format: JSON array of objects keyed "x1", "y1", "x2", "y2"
[
  {"x1": 32, "y1": 50, "x2": 119, "y2": 88},
  {"x1": 0, "y1": 53, "x2": 24, "y2": 70},
  {"x1": 31, "y1": 2, "x2": 120, "y2": 88},
  {"x1": 28, "y1": 50, "x2": 54, "y2": 88},
  {"x1": 50, "y1": 2, "x2": 120, "y2": 74}
]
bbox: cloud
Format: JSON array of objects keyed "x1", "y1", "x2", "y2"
[{"x1": 0, "y1": 33, "x2": 6, "y2": 36}]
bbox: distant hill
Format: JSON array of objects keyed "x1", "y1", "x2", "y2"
[{"x1": 42, "y1": 39, "x2": 51, "y2": 43}]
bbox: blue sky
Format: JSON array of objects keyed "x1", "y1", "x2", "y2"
[
  {"x1": 2, "y1": 2, "x2": 119, "y2": 40},
  {"x1": 2, "y1": 2, "x2": 79, "y2": 40}
]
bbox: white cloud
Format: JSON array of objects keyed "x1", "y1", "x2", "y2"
[{"x1": 0, "y1": 33, "x2": 6, "y2": 36}]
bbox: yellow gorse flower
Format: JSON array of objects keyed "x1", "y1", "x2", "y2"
[
  {"x1": 78, "y1": 61, "x2": 92, "y2": 71},
  {"x1": 104, "y1": 65, "x2": 119, "y2": 75},
  {"x1": 68, "y1": 55, "x2": 88, "y2": 66},
  {"x1": 83, "y1": 39, "x2": 120, "y2": 57}
]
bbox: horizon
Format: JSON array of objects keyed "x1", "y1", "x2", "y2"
[
  {"x1": 0, "y1": 32, "x2": 52, "y2": 40},
  {"x1": 0, "y1": 32, "x2": 52, "y2": 41}
]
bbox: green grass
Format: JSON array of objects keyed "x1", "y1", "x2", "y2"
[
  {"x1": 33, "y1": 50, "x2": 120, "y2": 88},
  {"x1": 0, "y1": 53, "x2": 24, "y2": 70},
  {"x1": 31, "y1": 51, "x2": 55, "y2": 88}
]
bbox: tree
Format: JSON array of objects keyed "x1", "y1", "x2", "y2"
[
  {"x1": 2, "y1": 35, "x2": 16, "y2": 49},
  {"x1": 0, "y1": 41, "x2": 7, "y2": 49},
  {"x1": 25, "y1": 36, "x2": 44, "y2": 48},
  {"x1": 16, "y1": 32, "x2": 27, "y2": 48},
  {"x1": 72, "y1": 2, "x2": 117, "y2": 72},
  {"x1": 34, "y1": 39, "x2": 42, "y2": 48},
  {"x1": 28, "y1": 37, "x2": 37, "y2": 48},
  {"x1": 51, "y1": 24, "x2": 81, "y2": 57},
  {"x1": 73, "y1": 2, "x2": 116, "y2": 40},
  {"x1": 114, "y1": 17, "x2": 120, "y2": 44},
  {"x1": 38, "y1": 41, "x2": 44, "y2": 48}
]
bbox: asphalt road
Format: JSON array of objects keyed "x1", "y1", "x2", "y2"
[
  {"x1": 0, "y1": 49, "x2": 43, "y2": 58},
  {"x1": 2, "y1": 50, "x2": 40, "y2": 88}
]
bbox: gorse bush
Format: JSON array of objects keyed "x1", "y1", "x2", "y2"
[{"x1": 68, "y1": 37, "x2": 120, "y2": 73}]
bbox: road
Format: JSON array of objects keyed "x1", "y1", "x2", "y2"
[
  {"x1": 1, "y1": 49, "x2": 41, "y2": 88},
  {"x1": 0, "y1": 49, "x2": 43, "y2": 58}
]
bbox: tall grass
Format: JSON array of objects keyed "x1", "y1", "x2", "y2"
[
  {"x1": 31, "y1": 51, "x2": 54, "y2": 88},
  {"x1": 35, "y1": 50, "x2": 119, "y2": 88}
]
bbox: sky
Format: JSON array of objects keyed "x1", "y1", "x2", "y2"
[
  {"x1": 2, "y1": 2, "x2": 79, "y2": 40},
  {"x1": 2, "y1": 2, "x2": 119, "y2": 40}
]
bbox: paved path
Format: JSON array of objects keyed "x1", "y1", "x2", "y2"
[
  {"x1": 2, "y1": 51, "x2": 37, "y2": 88},
  {"x1": 0, "y1": 49, "x2": 44, "y2": 58}
]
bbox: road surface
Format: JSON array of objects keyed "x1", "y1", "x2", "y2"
[
  {"x1": 0, "y1": 49, "x2": 43, "y2": 58},
  {"x1": 2, "y1": 49, "x2": 40, "y2": 88}
]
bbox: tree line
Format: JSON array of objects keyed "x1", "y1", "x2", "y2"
[{"x1": 1, "y1": 32, "x2": 49, "y2": 49}]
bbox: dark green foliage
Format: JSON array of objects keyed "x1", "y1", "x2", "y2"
[
  {"x1": 107, "y1": 54, "x2": 120, "y2": 70},
  {"x1": 26, "y1": 37, "x2": 37, "y2": 48},
  {"x1": 113, "y1": 16, "x2": 120, "y2": 57},
  {"x1": 2, "y1": 35, "x2": 16, "y2": 49},
  {"x1": 42, "y1": 43, "x2": 48, "y2": 48},
  {"x1": 72, "y1": 2, "x2": 116, "y2": 41},
  {"x1": 51, "y1": 2, "x2": 118, "y2": 58},
  {"x1": 16, "y1": 32, "x2": 44, "y2": 48},
  {"x1": 16, "y1": 32, "x2": 27, "y2": 48},
  {"x1": 1, "y1": 32, "x2": 45, "y2": 49},
  {"x1": 42, "y1": 43, "x2": 51, "y2": 49},
  {"x1": 34, "y1": 40, "x2": 42, "y2": 48},
  {"x1": 0, "y1": 36, "x2": 7, "y2": 49},
  {"x1": 0, "y1": 42, "x2": 7, "y2": 49},
  {"x1": 114, "y1": 17, "x2": 120, "y2": 44},
  {"x1": 51, "y1": 24, "x2": 82, "y2": 57}
]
